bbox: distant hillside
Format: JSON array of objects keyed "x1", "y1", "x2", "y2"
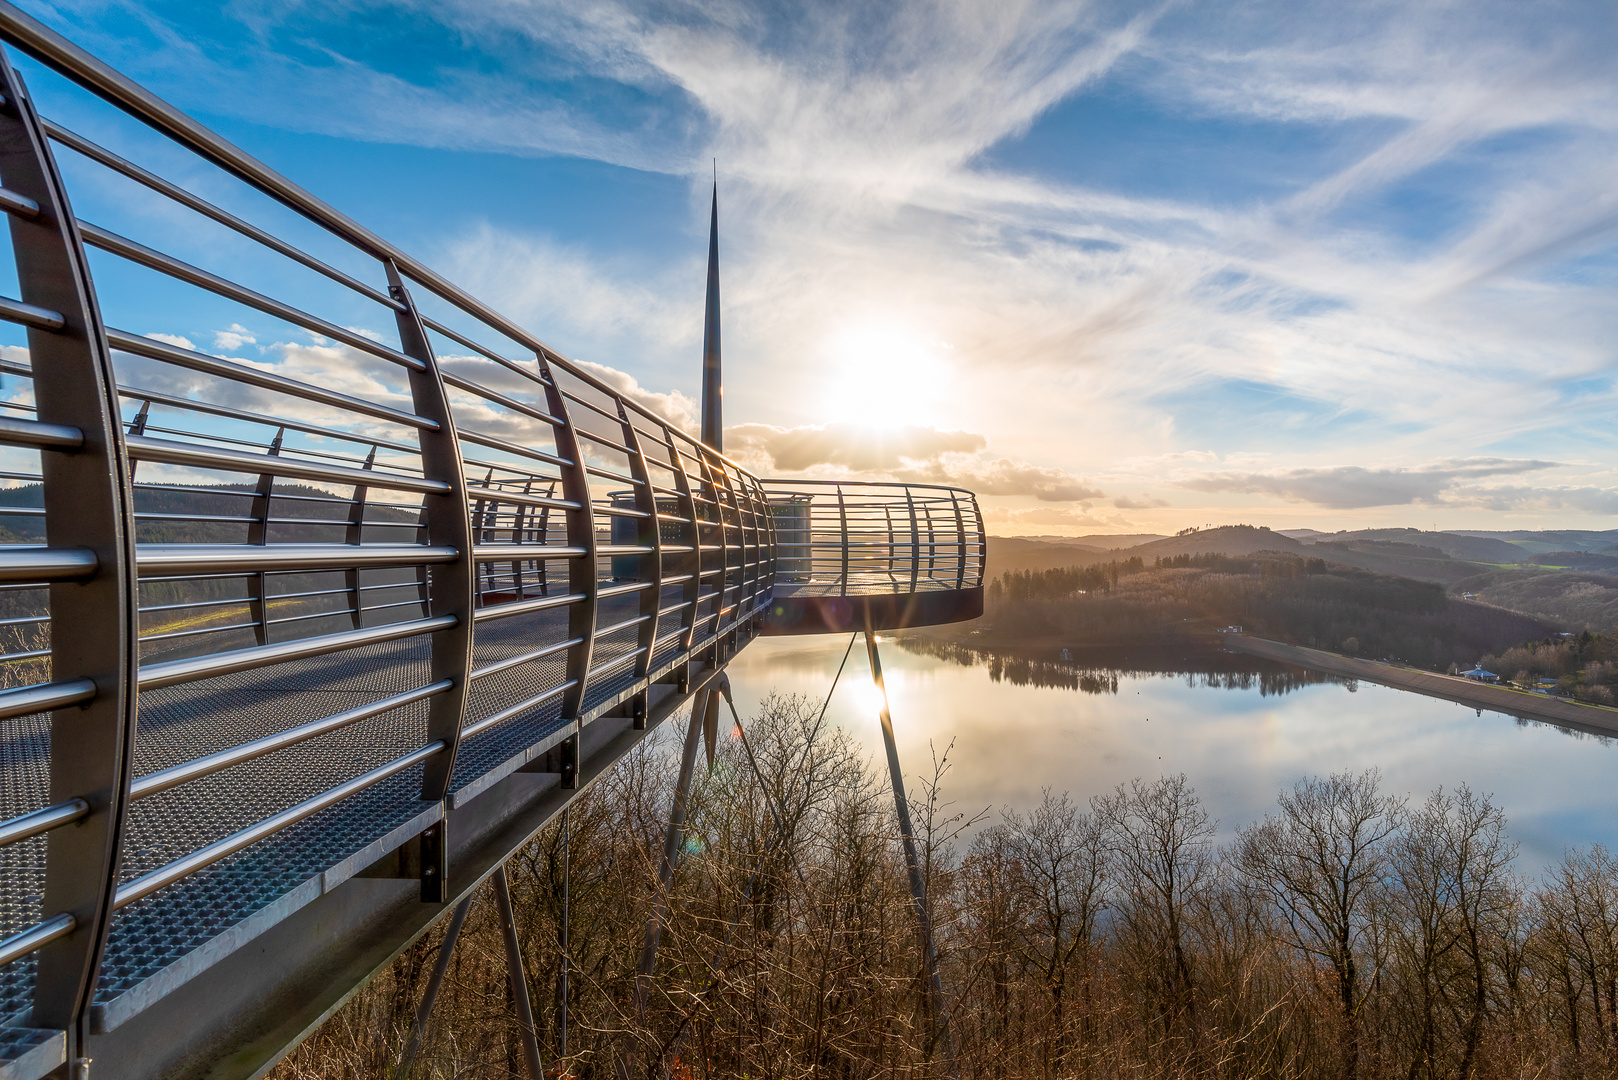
[
  {"x1": 984, "y1": 537, "x2": 1112, "y2": 579},
  {"x1": 1300, "y1": 528, "x2": 1526, "y2": 564},
  {"x1": 1449, "y1": 529, "x2": 1618, "y2": 555},
  {"x1": 1452, "y1": 566, "x2": 1618, "y2": 633},
  {"x1": 1125, "y1": 525, "x2": 1306, "y2": 559},
  {"x1": 970, "y1": 550, "x2": 1552, "y2": 671},
  {"x1": 985, "y1": 524, "x2": 1618, "y2": 638},
  {"x1": 1527, "y1": 551, "x2": 1618, "y2": 572}
]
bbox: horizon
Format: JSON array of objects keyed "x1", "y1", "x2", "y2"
[{"x1": 12, "y1": 0, "x2": 1616, "y2": 535}]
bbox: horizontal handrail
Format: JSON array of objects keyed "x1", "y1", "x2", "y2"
[
  {"x1": 0, "y1": 913, "x2": 75, "y2": 967},
  {"x1": 0, "y1": 798, "x2": 88, "y2": 848},
  {"x1": 136, "y1": 543, "x2": 458, "y2": 575},
  {"x1": 0, "y1": 678, "x2": 97, "y2": 720}
]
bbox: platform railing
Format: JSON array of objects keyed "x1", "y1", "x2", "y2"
[
  {"x1": 0, "y1": 5, "x2": 774, "y2": 1061},
  {"x1": 760, "y1": 479, "x2": 985, "y2": 635},
  {"x1": 763, "y1": 479, "x2": 986, "y2": 594}
]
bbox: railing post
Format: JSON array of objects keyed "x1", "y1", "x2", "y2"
[
  {"x1": 1, "y1": 54, "x2": 139, "y2": 1070},
  {"x1": 836, "y1": 485, "x2": 849, "y2": 591},
  {"x1": 973, "y1": 500, "x2": 987, "y2": 588},
  {"x1": 538, "y1": 357, "x2": 596, "y2": 757},
  {"x1": 752, "y1": 475, "x2": 778, "y2": 620},
  {"x1": 618, "y1": 405, "x2": 660, "y2": 694},
  {"x1": 885, "y1": 503, "x2": 898, "y2": 588},
  {"x1": 906, "y1": 487, "x2": 920, "y2": 594},
  {"x1": 245, "y1": 426, "x2": 283, "y2": 644},
  {"x1": 951, "y1": 490, "x2": 967, "y2": 591},
  {"x1": 664, "y1": 427, "x2": 701, "y2": 667},
  {"x1": 695, "y1": 449, "x2": 728, "y2": 653},
  {"x1": 346, "y1": 445, "x2": 378, "y2": 628},
  {"x1": 710, "y1": 460, "x2": 749, "y2": 642},
  {"x1": 383, "y1": 262, "x2": 474, "y2": 866}
]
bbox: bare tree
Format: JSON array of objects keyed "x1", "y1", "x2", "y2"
[
  {"x1": 1001, "y1": 788, "x2": 1108, "y2": 1073},
  {"x1": 1237, "y1": 769, "x2": 1401, "y2": 1080},
  {"x1": 1096, "y1": 773, "x2": 1216, "y2": 1062}
]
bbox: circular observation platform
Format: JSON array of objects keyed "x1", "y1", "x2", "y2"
[{"x1": 757, "y1": 480, "x2": 985, "y2": 635}]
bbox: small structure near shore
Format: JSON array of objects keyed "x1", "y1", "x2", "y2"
[{"x1": 1461, "y1": 665, "x2": 1500, "y2": 683}]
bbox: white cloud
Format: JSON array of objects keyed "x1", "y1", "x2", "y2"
[
  {"x1": 213, "y1": 324, "x2": 256, "y2": 352},
  {"x1": 1177, "y1": 459, "x2": 1563, "y2": 509}
]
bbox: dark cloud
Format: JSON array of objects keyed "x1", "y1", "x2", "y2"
[{"x1": 1178, "y1": 459, "x2": 1559, "y2": 509}]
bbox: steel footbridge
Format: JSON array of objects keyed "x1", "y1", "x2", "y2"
[{"x1": 0, "y1": 7, "x2": 984, "y2": 1077}]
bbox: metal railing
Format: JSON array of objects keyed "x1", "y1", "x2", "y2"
[
  {"x1": 0, "y1": 5, "x2": 774, "y2": 1056},
  {"x1": 760, "y1": 480, "x2": 985, "y2": 635},
  {"x1": 764, "y1": 479, "x2": 985, "y2": 595}
]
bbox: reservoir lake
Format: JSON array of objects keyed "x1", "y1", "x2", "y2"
[{"x1": 725, "y1": 634, "x2": 1618, "y2": 874}]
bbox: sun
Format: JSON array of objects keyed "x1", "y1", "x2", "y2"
[{"x1": 819, "y1": 321, "x2": 950, "y2": 429}]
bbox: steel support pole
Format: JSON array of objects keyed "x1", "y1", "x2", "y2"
[
  {"x1": 559, "y1": 806, "x2": 570, "y2": 1061},
  {"x1": 494, "y1": 865, "x2": 545, "y2": 1080},
  {"x1": 864, "y1": 630, "x2": 957, "y2": 1073},
  {"x1": 392, "y1": 895, "x2": 471, "y2": 1080}
]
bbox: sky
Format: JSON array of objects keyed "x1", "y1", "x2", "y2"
[{"x1": 11, "y1": 0, "x2": 1618, "y2": 536}]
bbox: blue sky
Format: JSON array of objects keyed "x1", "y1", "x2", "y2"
[{"x1": 11, "y1": 0, "x2": 1618, "y2": 535}]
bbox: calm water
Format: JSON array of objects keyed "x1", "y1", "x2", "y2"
[{"x1": 726, "y1": 634, "x2": 1618, "y2": 874}]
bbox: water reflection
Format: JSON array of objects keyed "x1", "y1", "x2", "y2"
[
  {"x1": 895, "y1": 636, "x2": 1349, "y2": 698},
  {"x1": 726, "y1": 632, "x2": 1618, "y2": 874}
]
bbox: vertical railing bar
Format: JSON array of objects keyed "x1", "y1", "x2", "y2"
[
  {"x1": 245, "y1": 425, "x2": 283, "y2": 646},
  {"x1": 973, "y1": 499, "x2": 987, "y2": 587},
  {"x1": 2, "y1": 53, "x2": 140, "y2": 1071},
  {"x1": 663, "y1": 424, "x2": 700, "y2": 660},
  {"x1": 951, "y1": 490, "x2": 967, "y2": 591},
  {"x1": 346, "y1": 444, "x2": 378, "y2": 629},
  {"x1": 885, "y1": 503, "x2": 897, "y2": 589},
  {"x1": 753, "y1": 475, "x2": 777, "y2": 621},
  {"x1": 837, "y1": 486, "x2": 849, "y2": 591},
  {"x1": 695, "y1": 448, "x2": 728, "y2": 649},
  {"x1": 383, "y1": 260, "x2": 474, "y2": 833},
  {"x1": 712, "y1": 461, "x2": 748, "y2": 636},
  {"x1": 618, "y1": 401, "x2": 660, "y2": 684},
  {"x1": 538, "y1": 363, "x2": 597, "y2": 737},
  {"x1": 906, "y1": 487, "x2": 920, "y2": 594},
  {"x1": 535, "y1": 481, "x2": 554, "y2": 596},
  {"x1": 510, "y1": 477, "x2": 530, "y2": 600},
  {"x1": 924, "y1": 495, "x2": 936, "y2": 583}
]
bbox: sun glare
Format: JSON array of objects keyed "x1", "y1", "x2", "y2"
[{"x1": 820, "y1": 322, "x2": 949, "y2": 429}]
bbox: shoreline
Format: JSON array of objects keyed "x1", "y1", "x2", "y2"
[{"x1": 1226, "y1": 635, "x2": 1618, "y2": 737}]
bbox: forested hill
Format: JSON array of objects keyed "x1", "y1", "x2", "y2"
[
  {"x1": 986, "y1": 524, "x2": 1618, "y2": 632},
  {"x1": 972, "y1": 551, "x2": 1553, "y2": 672}
]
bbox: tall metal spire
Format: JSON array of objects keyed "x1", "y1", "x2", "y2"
[{"x1": 701, "y1": 178, "x2": 722, "y2": 451}]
